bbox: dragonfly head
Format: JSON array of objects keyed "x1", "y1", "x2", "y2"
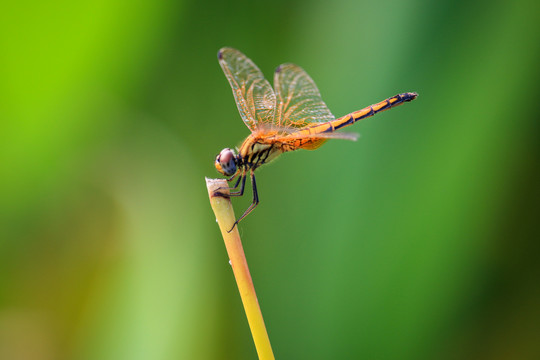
[{"x1": 215, "y1": 148, "x2": 238, "y2": 176}]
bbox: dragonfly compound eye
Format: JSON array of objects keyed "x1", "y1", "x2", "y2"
[{"x1": 215, "y1": 148, "x2": 237, "y2": 176}]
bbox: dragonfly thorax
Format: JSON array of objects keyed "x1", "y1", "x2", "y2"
[{"x1": 215, "y1": 148, "x2": 239, "y2": 176}]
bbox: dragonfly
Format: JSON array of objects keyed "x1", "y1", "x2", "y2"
[{"x1": 214, "y1": 47, "x2": 417, "y2": 230}]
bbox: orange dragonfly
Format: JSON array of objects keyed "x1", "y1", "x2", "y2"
[{"x1": 214, "y1": 47, "x2": 417, "y2": 229}]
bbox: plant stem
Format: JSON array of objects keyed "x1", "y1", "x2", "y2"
[{"x1": 205, "y1": 178, "x2": 275, "y2": 360}]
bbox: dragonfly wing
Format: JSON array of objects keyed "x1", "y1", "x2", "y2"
[
  {"x1": 268, "y1": 124, "x2": 359, "y2": 141},
  {"x1": 218, "y1": 48, "x2": 276, "y2": 131},
  {"x1": 272, "y1": 130, "x2": 357, "y2": 153},
  {"x1": 274, "y1": 63, "x2": 335, "y2": 128},
  {"x1": 298, "y1": 131, "x2": 359, "y2": 141}
]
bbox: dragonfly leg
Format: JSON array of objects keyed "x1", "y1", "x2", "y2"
[
  {"x1": 228, "y1": 172, "x2": 247, "y2": 196},
  {"x1": 215, "y1": 171, "x2": 245, "y2": 196},
  {"x1": 228, "y1": 170, "x2": 259, "y2": 232},
  {"x1": 230, "y1": 173, "x2": 242, "y2": 187}
]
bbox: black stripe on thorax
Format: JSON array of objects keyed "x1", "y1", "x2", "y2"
[{"x1": 245, "y1": 145, "x2": 273, "y2": 169}]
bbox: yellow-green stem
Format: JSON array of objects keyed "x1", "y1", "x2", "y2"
[{"x1": 205, "y1": 178, "x2": 275, "y2": 360}]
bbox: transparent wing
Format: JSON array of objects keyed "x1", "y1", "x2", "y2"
[
  {"x1": 267, "y1": 130, "x2": 358, "y2": 152},
  {"x1": 218, "y1": 48, "x2": 276, "y2": 131},
  {"x1": 274, "y1": 63, "x2": 335, "y2": 128},
  {"x1": 258, "y1": 123, "x2": 358, "y2": 141},
  {"x1": 286, "y1": 131, "x2": 359, "y2": 141}
]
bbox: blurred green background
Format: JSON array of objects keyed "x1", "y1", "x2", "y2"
[{"x1": 1, "y1": 0, "x2": 539, "y2": 359}]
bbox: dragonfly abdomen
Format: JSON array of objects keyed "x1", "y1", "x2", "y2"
[
  {"x1": 332, "y1": 92, "x2": 418, "y2": 130},
  {"x1": 352, "y1": 92, "x2": 417, "y2": 123}
]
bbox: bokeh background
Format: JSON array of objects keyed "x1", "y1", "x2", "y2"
[{"x1": 1, "y1": 0, "x2": 539, "y2": 359}]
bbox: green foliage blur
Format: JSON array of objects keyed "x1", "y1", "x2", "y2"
[{"x1": 1, "y1": 0, "x2": 539, "y2": 359}]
